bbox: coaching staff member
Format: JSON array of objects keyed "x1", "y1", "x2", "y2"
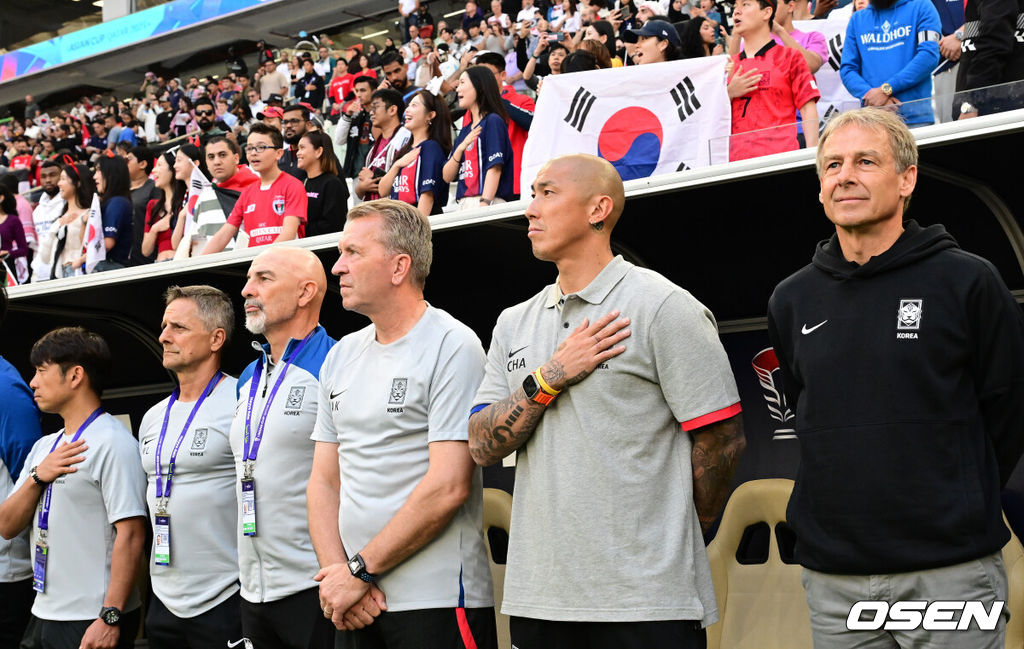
[
  {"x1": 768, "y1": 107, "x2": 1024, "y2": 648},
  {"x1": 469, "y1": 154, "x2": 745, "y2": 649}
]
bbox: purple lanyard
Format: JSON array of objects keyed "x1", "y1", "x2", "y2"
[
  {"x1": 154, "y1": 372, "x2": 224, "y2": 505},
  {"x1": 243, "y1": 333, "x2": 313, "y2": 472},
  {"x1": 38, "y1": 407, "x2": 104, "y2": 533}
]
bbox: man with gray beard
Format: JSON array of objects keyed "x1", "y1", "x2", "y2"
[{"x1": 230, "y1": 245, "x2": 338, "y2": 649}]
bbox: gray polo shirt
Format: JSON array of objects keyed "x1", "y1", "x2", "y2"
[
  {"x1": 311, "y1": 306, "x2": 494, "y2": 612},
  {"x1": 15, "y1": 414, "x2": 147, "y2": 621},
  {"x1": 139, "y1": 375, "x2": 239, "y2": 618},
  {"x1": 230, "y1": 326, "x2": 336, "y2": 603},
  {"x1": 473, "y1": 255, "x2": 740, "y2": 625}
]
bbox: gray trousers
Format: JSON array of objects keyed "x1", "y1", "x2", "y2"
[{"x1": 801, "y1": 551, "x2": 1008, "y2": 649}]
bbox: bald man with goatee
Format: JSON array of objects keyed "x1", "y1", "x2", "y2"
[
  {"x1": 230, "y1": 245, "x2": 338, "y2": 649},
  {"x1": 469, "y1": 154, "x2": 746, "y2": 649}
]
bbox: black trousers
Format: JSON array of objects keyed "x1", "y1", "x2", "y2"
[
  {"x1": 0, "y1": 579, "x2": 34, "y2": 649},
  {"x1": 146, "y1": 591, "x2": 243, "y2": 649},
  {"x1": 239, "y1": 587, "x2": 335, "y2": 649},
  {"x1": 510, "y1": 616, "x2": 707, "y2": 649},
  {"x1": 336, "y1": 607, "x2": 497, "y2": 649},
  {"x1": 38, "y1": 609, "x2": 140, "y2": 649}
]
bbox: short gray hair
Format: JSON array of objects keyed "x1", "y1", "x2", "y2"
[
  {"x1": 163, "y1": 285, "x2": 235, "y2": 343},
  {"x1": 346, "y1": 199, "x2": 433, "y2": 288},
  {"x1": 816, "y1": 108, "x2": 918, "y2": 211}
]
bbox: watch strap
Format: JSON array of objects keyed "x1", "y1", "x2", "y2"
[
  {"x1": 534, "y1": 369, "x2": 561, "y2": 396},
  {"x1": 30, "y1": 466, "x2": 47, "y2": 486}
]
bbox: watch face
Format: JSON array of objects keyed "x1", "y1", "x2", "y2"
[
  {"x1": 522, "y1": 373, "x2": 540, "y2": 399},
  {"x1": 101, "y1": 608, "x2": 120, "y2": 624},
  {"x1": 348, "y1": 558, "x2": 361, "y2": 574}
]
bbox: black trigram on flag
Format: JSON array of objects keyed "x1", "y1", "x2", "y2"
[
  {"x1": 819, "y1": 105, "x2": 840, "y2": 134},
  {"x1": 670, "y1": 77, "x2": 701, "y2": 122},
  {"x1": 564, "y1": 87, "x2": 597, "y2": 132},
  {"x1": 828, "y1": 34, "x2": 843, "y2": 71}
]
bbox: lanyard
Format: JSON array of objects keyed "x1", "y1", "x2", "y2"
[
  {"x1": 154, "y1": 372, "x2": 224, "y2": 511},
  {"x1": 242, "y1": 333, "x2": 313, "y2": 478},
  {"x1": 38, "y1": 407, "x2": 104, "y2": 534}
]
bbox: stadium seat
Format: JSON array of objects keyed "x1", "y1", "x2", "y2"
[
  {"x1": 482, "y1": 488, "x2": 513, "y2": 649},
  {"x1": 705, "y1": 478, "x2": 812, "y2": 649},
  {"x1": 1002, "y1": 516, "x2": 1024, "y2": 649}
]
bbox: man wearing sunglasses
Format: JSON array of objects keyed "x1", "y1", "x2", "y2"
[
  {"x1": 202, "y1": 123, "x2": 307, "y2": 253},
  {"x1": 193, "y1": 96, "x2": 226, "y2": 149}
]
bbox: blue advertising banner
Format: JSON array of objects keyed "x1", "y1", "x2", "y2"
[{"x1": 0, "y1": 0, "x2": 279, "y2": 84}]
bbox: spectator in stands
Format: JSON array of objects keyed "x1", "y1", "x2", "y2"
[
  {"x1": 522, "y1": 39, "x2": 568, "y2": 91},
  {"x1": 0, "y1": 174, "x2": 36, "y2": 253},
  {"x1": 954, "y1": 0, "x2": 1024, "y2": 118},
  {"x1": 337, "y1": 75, "x2": 380, "y2": 182},
  {"x1": 0, "y1": 185, "x2": 28, "y2": 271},
  {"x1": 85, "y1": 120, "x2": 109, "y2": 159},
  {"x1": 31, "y1": 160, "x2": 66, "y2": 281},
  {"x1": 769, "y1": 0, "x2": 827, "y2": 72},
  {"x1": 247, "y1": 89, "x2": 266, "y2": 119},
  {"x1": 93, "y1": 155, "x2": 134, "y2": 271},
  {"x1": 584, "y1": 20, "x2": 625, "y2": 64},
  {"x1": 280, "y1": 104, "x2": 312, "y2": 181},
  {"x1": 473, "y1": 51, "x2": 534, "y2": 197},
  {"x1": 464, "y1": 0, "x2": 487, "y2": 29},
  {"x1": 296, "y1": 131, "x2": 348, "y2": 236},
  {"x1": 257, "y1": 106, "x2": 284, "y2": 132},
  {"x1": 840, "y1": 0, "x2": 941, "y2": 125},
  {"x1": 315, "y1": 46, "x2": 337, "y2": 81},
  {"x1": 141, "y1": 151, "x2": 186, "y2": 262},
  {"x1": 126, "y1": 146, "x2": 159, "y2": 266},
  {"x1": 216, "y1": 99, "x2": 239, "y2": 130},
  {"x1": 23, "y1": 95, "x2": 40, "y2": 124},
  {"x1": 681, "y1": 16, "x2": 727, "y2": 56},
  {"x1": 256, "y1": 59, "x2": 290, "y2": 103},
  {"x1": 203, "y1": 123, "x2": 307, "y2": 253},
  {"x1": 552, "y1": 0, "x2": 583, "y2": 33},
  {"x1": 444, "y1": 67, "x2": 515, "y2": 209},
  {"x1": 299, "y1": 58, "x2": 326, "y2": 113},
  {"x1": 355, "y1": 89, "x2": 409, "y2": 202},
  {"x1": 623, "y1": 19, "x2": 683, "y2": 63},
  {"x1": 194, "y1": 97, "x2": 227, "y2": 147},
  {"x1": 379, "y1": 90, "x2": 453, "y2": 216},
  {"x1": 727, "y1": 0, "x2": 820, "y2": 160},
  {"x1": 181, "y1": 137, "x2": 257, "y2": 256},
  {"x1": 39, "y1": 163, "x2": 92, "y2": 277}
]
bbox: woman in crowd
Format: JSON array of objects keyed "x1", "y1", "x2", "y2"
[
  {"x1": 169, "y1": 144, "x2": 204, "y2": 253},
  {"x1": 40, "y1": 162, "x2": 93, "y2": 278},
  {"x1": 576, "y1": 39, "x2": 613, "y2": 68},
  {"x1": 583, "y1": 20, "x2": 623, "y2": 66},
  {"x1": 551, "y1": 0, "x2": 581, "y2": 34},
  {"x1": 141, "y1": 151, "x2": 186, "y2": 262},
  {"x1": 627, "y1": 19, "x2": 682, "y2": 64},
  {"x1": 442, "y1": 67, "x2": 514, "y2": 209},
  {"x1": 367, "y1": 43, "x2": 382, "y2": 69},
  {"x1": 681, "y1": 16, "x2": 726, "y2": 57},
  {"x1": 288, "y1": 55, "x2": 303, "y2": 99},
  {"x1": 522, "y1": 38, "x2": 568, "y2": 92},
  {"x1": 93, "y1": 155, "x2": 133, "y2": 271},
  {"x1": 406, "y1": 41, "x2": 424, "y2": 82},
  {"x1": 358, "y1": 53, "x2": 379, "y2": 78},
  {"x1": 380, "y1": 90, "x2": 452, "y2": 216},
  {"x1": 383, "y1": 37, "x2": 399, "y2": 55},
  {"x1": 0, "y1": 184, "x2": 28, "y2": 275},
  {"x1": 296, "y1": 130, "x2": 349, "y2": 236}
]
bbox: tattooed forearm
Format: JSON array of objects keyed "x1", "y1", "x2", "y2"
[
  {"x1": 691, "y1": 415, "x2": 746, "y2": 533},
  {"x1": 469, "y1": 389, "x2": 548, "y2": 467}
]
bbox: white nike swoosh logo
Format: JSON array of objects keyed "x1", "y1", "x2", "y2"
[{"x1": 801, "y1": 320, "x2": 828, "y2": 335}]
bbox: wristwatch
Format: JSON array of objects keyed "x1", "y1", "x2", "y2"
[
  {"x1": 960, "y1": 101, "x2": 978, "y2": 114},
  {"x1": 347, "y1": 553, "x2": 377, "y2": 584},
  {"x1": 954, "y1": 28, "x2": 964, "y2": 40},
  {"x1": 29, "y1": 466, "x2": 48, "y2": 486},
  {"x1": 880, "y1": 82, "x2": 894, "y2": 97},
  {"x1": 99, "y1": 606, "x2": 122, "y2": 626},
  {"x1": 523, "y1": 369, "x2": 560, "y2": 406}
]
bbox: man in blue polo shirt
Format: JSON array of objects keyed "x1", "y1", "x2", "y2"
[{"x1": 0, "y1": 286, "x2": 43, "y2": 647}]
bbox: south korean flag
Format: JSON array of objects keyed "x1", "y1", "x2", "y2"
[
  {"x1": 520, "y1": 57, "x2": 732, "y2": 191},
  {"x1": 795, "y1": 17, "x2": 861, "y2": 132}
]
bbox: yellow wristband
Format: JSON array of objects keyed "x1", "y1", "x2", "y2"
[{"x1": 534, "y1": 368, "x2": 561, "y2": 396}]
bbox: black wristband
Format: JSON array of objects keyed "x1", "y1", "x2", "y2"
[{"x1": 29, "y1": 466, "x2": 48, "y2": 486}]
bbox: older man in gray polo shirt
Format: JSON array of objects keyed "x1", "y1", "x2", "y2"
[{"x1": 469, "y1": 154, "x2": 746, "y2": 649}]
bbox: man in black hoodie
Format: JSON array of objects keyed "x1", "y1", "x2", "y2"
[{"x1": 768, "y1": 107, "x2": 1024, "y2": 648}]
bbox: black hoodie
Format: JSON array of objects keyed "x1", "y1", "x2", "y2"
[{"x1": 767, "y1": 220, "x2": 1024, "y2": 574}]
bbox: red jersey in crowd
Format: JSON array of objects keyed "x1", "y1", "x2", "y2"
[
  {"x1": 461, "y1": 84, "x2": 534, "y2": 196},
  {"x1": 226, "y1": 172, "x2": 307, "y2": 247},
  {"x1": 728, "y1": 40, "x2": 820, "y2": 162}
]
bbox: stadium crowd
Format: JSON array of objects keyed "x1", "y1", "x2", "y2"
[{"x1": 0, "y1": 0, "x2": 1022, "y2": 285}]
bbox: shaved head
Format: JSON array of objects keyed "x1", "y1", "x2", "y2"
[
  {"x1": 243, "y1": 245, "x2": 327, "y2": 336},
  {"x1": 253, "y1": 245, "x2": 327, "y2": 300},
  {"x1": 542, "y1": 154, "x2": 626, "y2": 232}
]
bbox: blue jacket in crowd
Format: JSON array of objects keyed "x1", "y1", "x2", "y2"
[{"x1": 840, "y1": 0, "x2": 942, "y2": 124}]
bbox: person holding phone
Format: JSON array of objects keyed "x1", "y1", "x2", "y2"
[{"x1": 522, "y1": 37, "x2": 568, "y2": 92}]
